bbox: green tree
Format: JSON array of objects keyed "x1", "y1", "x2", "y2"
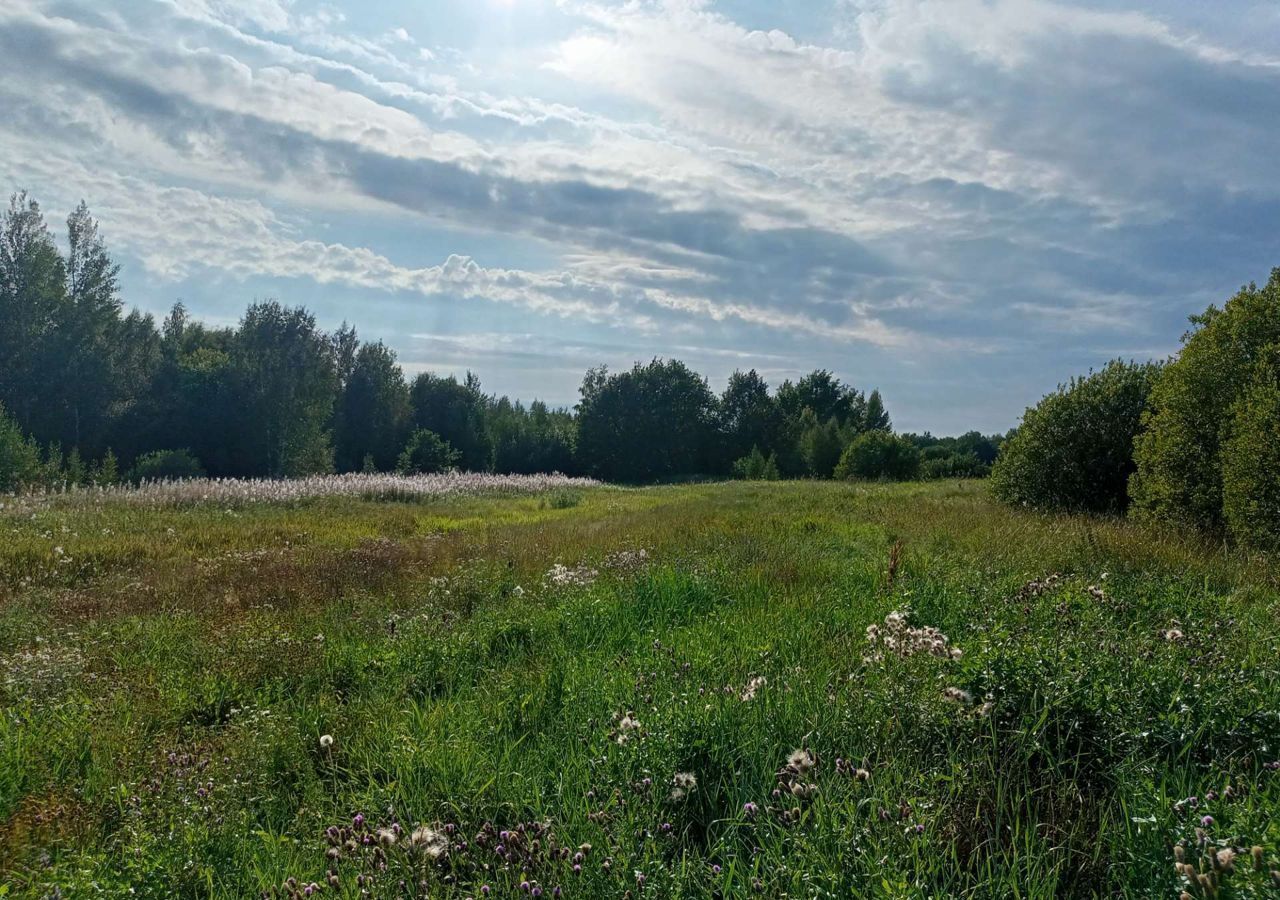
[
  {"x1": 1221, "y1": 346, "x2": 1280, "y2": 548},
  {"x1": 335, "y1": 341, "x2": 410, "y2": 472},
  {"x1": 397, "y1": 428, "x2": 460, "y2": 474},
  {"x1": 992, "y1": 360, "x2": 1161, "y2": 512},
  {"x1": 131, "y1": 449, "x2": 206, "y2": 482},
  {"x1": 797, "y1": 410, "x2": 844, "y2": 477},
  {"x1": 863, "y1": 389, "x2": 891, "y2": 432},
  {"x1": 0, "y1": 402, "x2": 41, "y2": 492},
  {"x1": 408, "y1": 372, "x2": 492, "y2": 471},
  {"x1": 1131, "y1": 269, "x2": 1280, "y2": 531},
  {"x1": 0, "y1": 193, "x2": 67, "y2": 438},
  {"x1": 576, "y1": 359, "x2": 715, "y2": 482},
  {"x1": 231, "y1": 302, "x2": 338, "y2": 477},
  {"x1": 732, "y1": 446, "x2": 780, "y2": 481},
  {"x1": 834, "y1": 431, "x2": 921, "y2": 481},
  {"x1": 718, "y1": 370, "x2": 780, "y2": 472}
]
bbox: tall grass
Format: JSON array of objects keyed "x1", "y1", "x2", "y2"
[{"x1": 1, "y1": 481, "x2": 1277, "y2": 897}]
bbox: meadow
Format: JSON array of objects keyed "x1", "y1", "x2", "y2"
[{"x1": 1, "y1": 477, "x2": 1278, "y2": 898}]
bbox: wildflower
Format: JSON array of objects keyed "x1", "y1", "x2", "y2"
[
  {"x1": 1215, "y1": 848, "x2": 1235, "y2": 871},
  {"x1": 1201, "y1": 815, "x2": 1214, "y2": 827},
  {"x1": 1174, "y1": 845, "x2": 1185, "y2": 863},
  {"x1": 319, "y1": 734, "x2": 334, "y2": 749},
  {"x1": 942, "y1": 687, "x2": 972, "y2": 705},
  {"x1": 377, "y1": 828, "x2": 397, "y2": 847},
  {"x1": 612, "y1": 712, "x2": 642, "y2": 744},
  {"x1": 353, "y1": 813, "x2": 365, "y2": 828},
  {"x1": 743, "y1": 802, "x2": 759, "y2": 817},
  {"x1": 740, "y1": 675, "x2": 767, "y2": 701},
  {"x1": 409, "y1": 826, "x2": 448, "y2": 860},
  {"x1": 669, "y1": 771, "x2": 698, "y2": 801},
  {"x1": 1252, "y1": 846, "x2": 1264, "y2": 869},
  {"x1": 786, "y1": 748, "x2": 815, "y2": 775},
  {"x1": 1163, "y1": 628, "x2": 1185, "y2": 642}
]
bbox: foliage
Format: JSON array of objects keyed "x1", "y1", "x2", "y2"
[
  {"x1": 231, "y1": 302, "x2": 339, "y2": 478},
  {"x1": 920, "y1": 451, "x2": 990, "y2": 480},
  {"x1": 0, "y1": 189, "x2": 921, "y2": 489},
  {"x1": 409, "y1": 373, "x2": 492, "y2": 471},
  {"x1": 991, "y1": 360, "x2": 1161, "y2": 512},
  {"x1": 131, "y1": 449, "x2": 207, "y2": 482},
  {"x1": 796, "y1": 411, "x2": 844, "y2": 477},
  {"x1": 731, "y1": 446, "x2": 780, "y2": 480},
  {"x1": 576, "y1": 359, "x2": 716, "y2": 482},
  {"x1": 1221, "y1": 347, "x2": 1280, "y2": 549},
  {"x1": 1132, "y1": 269, "x2": 1280, "y2": 532},
  {"x1": 0, "y1": 402, "x2": 41, "y2": 492},
  {"x1": 335, "y1": 341, "x2": 409, "y2": 473},
  {"x1": 717, "y1": 369, "x2": 781, "y2": 470},
  {"x1": 397, "y1": 428, "x2": 461, "y2": 475},
  {"x1": 834, "y1": 430, "x2": 921, "y2": 481}
]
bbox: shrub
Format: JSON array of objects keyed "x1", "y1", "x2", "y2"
[
  {"x1": 0, "y1": 403, "x2": 41, "y2": 492},
  {"x1": 397, "y1": 429, "x2": 461, "y2": 475},
  {"x1": 541, "y1": 489, "x2": 582, "y2": 510},
  {"x1": 131, "y1": 449, "x2": 207, "y2": 482},
  {"x1": 990, "y1": 360, "x2": 1160, "y2": 513},
  {"x1": 1131, "y1": 269, "x2": 1280, "y2": 531},
  {"x1": 921, "y1": 451, "x2": 990, "y2": 480},
  {"x1": 834, "y1": 431, "x2": 920, "y2": 481},
  {"x1": 1221, "y1": 348, "x2": 1280, "y2": 549},
  {"x1": 732, "y1": 446, "x2": 780, "y2": 481}
]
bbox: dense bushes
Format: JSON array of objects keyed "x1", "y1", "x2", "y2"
[
  {"x1": 1221, "y1": 352, "x2": 1280, "y2": 549},
  {"x1": 397, "y1": 429, "x2": 460, "y2": 474},
  {"x1": 732, "y1": 446, "x2": 780, "y2": 480},
  {"x1": 0, "y1": 403, "x2": 41, "y2": 492},
  {"x1": 990, "y1": 360, "x2": 1160, "y2": 513},
  {"x1": 834, "y1": 431, "x2": 921, "y2": 481},
  {"x1": 131, "y1": 449, "x2": 206, "y2": 482},
  {"x1": 1131, "y1": 269, "x2": 1280, "y2": 536}
]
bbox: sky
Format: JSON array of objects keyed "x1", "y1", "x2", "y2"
[{"x1": 1, "y1": 0, "x2": 1278, "y2": 433}]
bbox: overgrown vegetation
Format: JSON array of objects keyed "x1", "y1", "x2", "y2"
[
  {"x1": 1131, "y1": 269, "x2": 1280, "y2": 543},
  {"x1": 1, "y1": 480, "x2": 1277, "y2": 898},
  {"x1": 991, "y1": 360, "x2": 1161, "y2": 513}
]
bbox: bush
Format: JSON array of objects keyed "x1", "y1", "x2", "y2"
[
  {"x1": 397, "y1": 429, "x2": 460, "y2": 475},
  {"x1": 732, "y1": 446, "x2": 780, "y2": 481},
  {"x1": 834, "y1": 431, "x2": 920, "y2": 481},
  {"x1": 990, "y1": 360, "x2": 1160, "y2": 513},
  {"x1": 1221, "y1": 349, "x2": 1280, "y2": 549},
  {"x1": 0, "y1": 403, "x2": 41, "y2": 493},
  {"x1": 1131, "y1": 269, "x2": 1280, "y2": 531},
  {"x1": 131, "y1": 449, "x2": 207, "y2": 482},
  {"x1": 921, "y1": 451, "x2": 990, "y2": 480}
]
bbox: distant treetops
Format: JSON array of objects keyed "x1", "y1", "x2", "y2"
[
  {"x1": 0, "y1": 190, "x2": 998, "y2": 494},
  {"x1": 992, "y1": 267, "x2": 1280, "y2": 550}
]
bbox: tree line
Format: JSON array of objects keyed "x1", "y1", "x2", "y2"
[
  {"x1": 990, "y1": 267, "x2": 1280, "y2": 550},
  {"x1": 0, "y1": 193, "x2": 1001, "y2": 491}
]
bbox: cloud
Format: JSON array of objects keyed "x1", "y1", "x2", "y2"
[{"x1": 1, "y1": 0, "x2": 1279, "y2": 431}]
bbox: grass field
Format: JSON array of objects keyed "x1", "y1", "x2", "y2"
[{"x1": 2, "y1": 479, "x2": 1279, "y2": 898}]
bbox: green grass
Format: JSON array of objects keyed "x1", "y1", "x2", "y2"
[{"x1": 1, "y1": 480, "x2": 1278, "y2": 898}]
